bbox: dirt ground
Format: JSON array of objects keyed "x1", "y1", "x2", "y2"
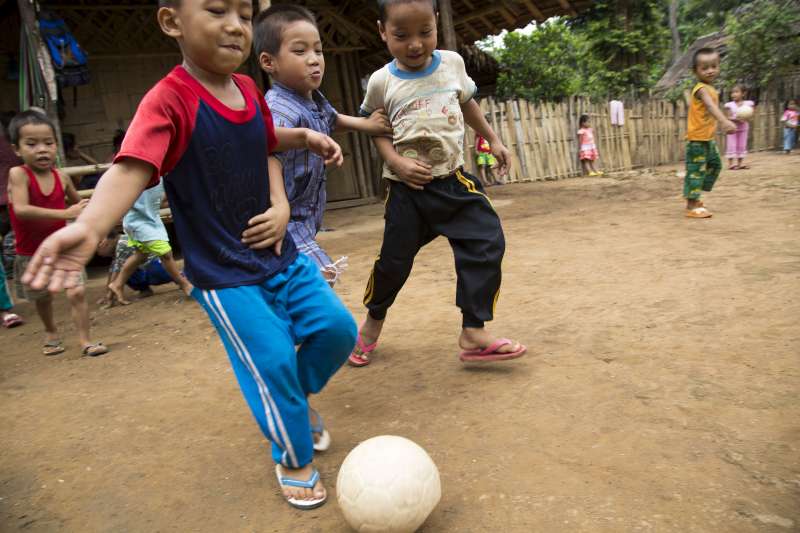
[{"x1": 1, "y1": 151, "x2": 798, "y2": 532}]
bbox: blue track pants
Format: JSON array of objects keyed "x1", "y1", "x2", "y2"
[{"x1": 193, "y1": 254, "x2": 356, "y2": 468}]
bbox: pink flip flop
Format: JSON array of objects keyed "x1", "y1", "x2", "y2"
[
  {"x1": 348, "y1": 334, "x2": 377, "y2": 367},
  {"x1": 459, "y1": 338, "x2": 527, "y2": 362},
  {"x1": 2, "y1": 313, "x2": 24, "y2": 328}
]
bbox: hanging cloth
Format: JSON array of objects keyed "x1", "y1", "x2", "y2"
[{"x1": 610, "y1": 100, "x2": 625, "y2": 126}]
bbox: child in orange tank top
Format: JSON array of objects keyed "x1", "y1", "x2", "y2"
[{"x1": 683, "y1": 48, "x2": 736, "y2": 219}]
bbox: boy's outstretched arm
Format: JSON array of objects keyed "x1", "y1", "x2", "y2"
[
  {"x1": 697, "y1": 88, "x2": 737, "y2": 133},
  {"x1": 22, "y1": 159, "x2": 152, "y2": 292},
  {"x1": 336, "y1": 109, "x2": 392, "y2": 136},
  {"x1": 273, "y1": 127, "x2": 344, "y2": 167},
  {"x1": 242, "y1": 156, "x2": 290, "y2": 255},
  {"x1": 461, "y1": 100, "x2": 511, "y2": 176},
  {"x1": 372, "y1": 136, "x2": 432, "y2": 190}
]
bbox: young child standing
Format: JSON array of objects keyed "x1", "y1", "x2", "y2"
[
  {"x1": 723, "y1": 85, "x2": 754, "y2": 169},
  {"x1": 107, "y1": 181, "x2": 192, "y2": 305},
  {"x1": 683, "y1": 47, "x2": 737, "y2": 218},
  {"x1": 22, "y1": 0, "x2": 355, "y2": 510},
  {"x1": 348, "y1": 0, "x2": 526, "y2": 367},
  {"x1": 7, "y1": 109, "x2": 106, "y2": 355},
  {"x1": 254, "y1": 5, "x2": 391, "y2": 286},
  {"x1": 577, "y1": 114, "x2": 603, "y2": 176},
  {"x1": 475, "y1": 133, "x2": 499, "y2": 186},
  {"x1": 781, "y1": 98, "x2": 798, "y2": 154}
]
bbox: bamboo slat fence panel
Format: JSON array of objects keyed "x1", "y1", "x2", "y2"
[{"x1": 466, "y1": 96, "x2": 785, "y2": 183}]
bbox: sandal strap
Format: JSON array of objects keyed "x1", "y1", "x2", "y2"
[{"x1": 279, "y1": 468, "x2": 320, "y2": 489}]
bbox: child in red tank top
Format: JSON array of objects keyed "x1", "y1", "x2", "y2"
[{"x1": 7, "y1": 110, "x2": 108, "y2": 356}]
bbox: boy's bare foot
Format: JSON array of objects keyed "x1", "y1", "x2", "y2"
[
  {"x1": 459, "y1": 327, "x2": 525, "y2": 358},
  {"x1": 276, "y1": 464, "x2": 326, "y2": 502},
  {"x1": 179, "y1": 280, "x2": 194, "y2": 297},
  {"x1": 107, "y1": 282, "x2": 131, "y2": 305}
]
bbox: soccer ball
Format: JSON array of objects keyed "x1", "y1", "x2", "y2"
[
  {"x1": 337, "y1": 436, "x2": 441, "y2": 533},
  {"x1": 736, "y1": 105, "x2": 754, "y2": 121}
]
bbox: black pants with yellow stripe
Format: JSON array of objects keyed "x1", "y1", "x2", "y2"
[{"x1": 364, "y1": 169, "x2": 505, "y2": 328}]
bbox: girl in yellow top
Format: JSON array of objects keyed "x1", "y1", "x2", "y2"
[{"x1": 684, "y1": 48, "x2": 736, "y2": 218}]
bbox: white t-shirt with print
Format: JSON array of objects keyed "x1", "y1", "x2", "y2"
[{"x1": 360, "y1": 50, "x2": 478, "y2": 180}]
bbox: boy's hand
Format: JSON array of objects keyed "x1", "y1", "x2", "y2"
[
  {"x1": 242, "y1": 202, "x2": 290, "y2": 255},
  {"x1": 491, "y1": 141, "x2": 512, "y2": 176},
  {"x1": 22, "y1": 222, "x2": 100, "y2": 292},
  {"x1": 390, "y1": 156, "x2": 433, "y2": 190},
  {"x1": 65, "y1": 198, "x2": 90, "y2": 219},
  {"x1": 722, "y1": 119, "x2": 737, "y2": 134},
  {"x1": 305, "y1": 131, "x2": 343, "y2": 167},
  {"x1": 365, "y1": 109, "x2": 392, "y2": 137}
]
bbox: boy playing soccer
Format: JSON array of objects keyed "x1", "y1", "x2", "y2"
[
  {"x1": 348, "y1": 0, "x2": 526, "y2": 366},
  {"x1": 684, "y1": 47, "x2": 736, "y2": 218},
  {"x1": 23, "y1": 0, "x2": 356, "y2": 510},
  {"x1": 255, "y1": 5, "x2": 391, "y2": 285},
  {"x1": 7, "y1": 109, "x2": 107, "y2": 356}
]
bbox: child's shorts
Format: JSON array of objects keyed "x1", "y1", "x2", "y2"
[
  {"x1": 476, "y1": 152, "x2": 497, "y2": 167},
  {"x1": 14, "y1": 255, "x2": 86, "y2": 301},
  {"x1": 579, "y1": 144, "x2": 599, "y2": 161},
  {"x1": 127, "y1": 238, "x2": 171, "y2": 257}
]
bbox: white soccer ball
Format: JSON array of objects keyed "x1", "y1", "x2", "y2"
[
  {"x1": 337, "y1": 435, "x2": 441, "y2": 533},
  {"x1": 736, "y1": 105, "x2": 754, "y2": 121}
]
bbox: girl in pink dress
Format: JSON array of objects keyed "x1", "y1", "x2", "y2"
[
  {"x1": 723, "y1": 86, "x2": 755, "y2": 170},
  {"x1": 577, "y1": 114, "x2": 602, "y2": 176}
]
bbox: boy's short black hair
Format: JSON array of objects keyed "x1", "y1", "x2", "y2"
[
  {"x1": 8, "y1": 109, "x2": 56, "y2": 145},
  {"x1": 691, "y1": 47, "x2": 719, "y2": 70},
  {"x1": 158, "y1": 0, "x2": 178, "y2": 7},
  {"x1": 378, "y1": 0, "x2": 438, "y2": 23},
  {"x1": 254, "y1": 4, "x2": 317, "y2": 57},
  {"x1": 579, "y1": 114, "x2": 590, "y2": 125}
]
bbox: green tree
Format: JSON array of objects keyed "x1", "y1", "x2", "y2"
[
  {"x1": 492, "y1": 20, "x2": 588, "y2": 101},
  {"x1": 570, "y1": 0, "x2": 670, "y2": 96},
  {"x1": 724, "y1": 0, "x2": 800, "y2": 87},
  {"x1": 677, "y1": 0, "x2": 754, "y2": 49}
]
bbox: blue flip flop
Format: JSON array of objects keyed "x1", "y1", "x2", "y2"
[
  {"x1": 274, "y1": 465, "x2": 327, "y2": 510},
  {"x1": 310, "y1": 408, "x2": 331, "y2": 452}
]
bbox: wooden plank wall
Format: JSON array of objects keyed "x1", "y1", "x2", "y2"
[{"x1": 466, "y1": 96, "x2": 786, "y2": 183}]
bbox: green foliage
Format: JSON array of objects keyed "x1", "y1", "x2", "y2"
[
  {"x1": 677, "y1": 0, "x2": 755, "y2": 48},
  {"x1": 724, "y1": 0, "x2": 800, "y2": 87},
  {"x1": 493, "y1": 20, "x2": 588, "y2": 101},
  {"x1": 570, "y1": 0, "x2": 670, "y2": 96}
]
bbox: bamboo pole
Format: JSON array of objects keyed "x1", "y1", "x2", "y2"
[{"x1": 438, "y1": 0, "x2": 458, "y2": 52}]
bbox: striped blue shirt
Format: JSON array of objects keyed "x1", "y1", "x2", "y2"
[{"x1": 265, "y1": 82, "x2": 338, "y2": 232}]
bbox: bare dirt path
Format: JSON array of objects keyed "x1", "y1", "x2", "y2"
[{"x1": 1, "y1": 151, "x2": 798, "y2": 532}]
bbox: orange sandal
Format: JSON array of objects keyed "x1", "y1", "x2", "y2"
[{"x1": 686, "y1": 207, "x2": 712, "y2": 218}]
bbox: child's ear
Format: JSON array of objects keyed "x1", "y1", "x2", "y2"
[
  {"x1": 377, "y1": 21, "x2": 387, "y2": 43},
  {"x1": 259, "y1": 52, "x2": 277, "y2": 74},
  {"x1": 157, "y1": 6, "x2": 182, "y2": 39}
]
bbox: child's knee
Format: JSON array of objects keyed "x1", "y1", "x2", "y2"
[
  {"x1": 319, "y1": 305, "x2": 357, "y2": 347},
  {"x1": 66, "y1": 285, "x2": 86, "y2": 302}
]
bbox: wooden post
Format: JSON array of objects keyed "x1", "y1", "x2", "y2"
[
  {"x1": 17, "y1": 0, "x2": 65, "y2": 163},
  {"x1": 438, "y1": 0, "x2": 458, "y2": 51}
]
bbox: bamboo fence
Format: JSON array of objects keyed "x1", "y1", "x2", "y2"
[{"x1": 465, "y1": 96, "x2": 785, "y2": 183}]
